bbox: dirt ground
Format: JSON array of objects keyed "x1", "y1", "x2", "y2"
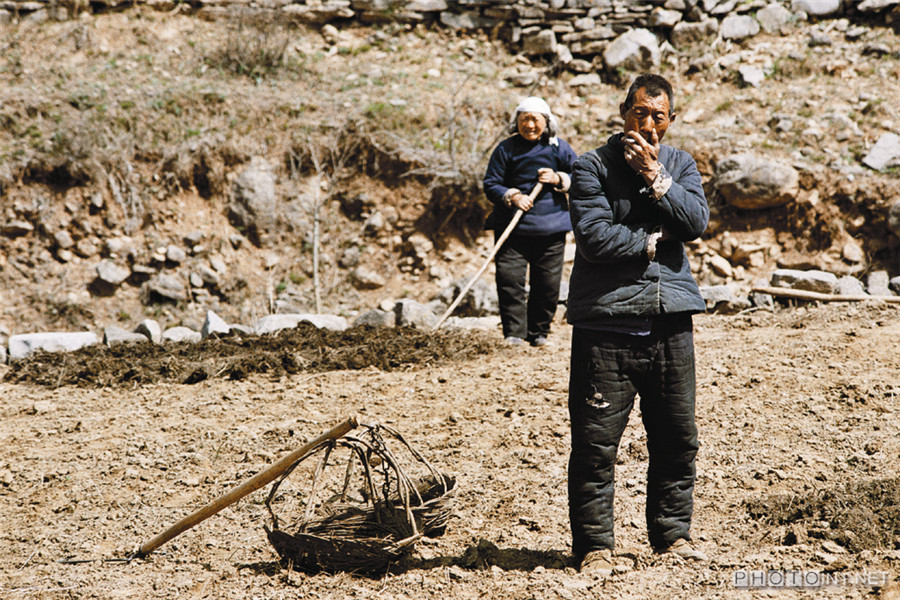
[{"x1": 2, "y1": 303, "x2": 900, "y2": 600}]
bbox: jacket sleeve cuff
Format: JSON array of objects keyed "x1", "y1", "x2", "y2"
[
  {"x1": 555, "y1": 172, "x2": 571, "y2": 192},
  {"x1": 641, "y1": 164, "x2": 673, "y2": 201},
  {"x1": 503, "y1": 188, "x2": 520, "y2": 208},
  {"x1": 646, "y1": 231, "x2": 663, "y2": 261}
]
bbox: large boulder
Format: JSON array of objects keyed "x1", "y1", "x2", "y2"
[
  {"x1": 228, "y1": 157, "x2": 277, "y2": 245},
  {"x1": 715, "y1": 154, "x2": 799, "y2": 210},
  {"x1": 603, "y1": 29, "x2": 660, "y2": 72}
]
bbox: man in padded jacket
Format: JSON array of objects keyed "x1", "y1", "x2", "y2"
[{"x1": 565, "y1": 73, "x2": 709, "y2": 576}]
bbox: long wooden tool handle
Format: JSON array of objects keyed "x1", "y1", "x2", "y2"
[
  {"x1": 752, "y1": 286, "x2": 900, "y2": 304},
  {"x1": 135, "y1": 414, "x2": 359, "y2": 559},
  {"x1": 433, "y1": 182, "x2": 544, "y2": 330}
]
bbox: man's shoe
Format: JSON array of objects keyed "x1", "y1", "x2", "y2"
[
  {"x1": 530, "y1": 335, "x2": 548, "y2": 347},
  {"x1": 662, "y1": 538, "x2": 708, "y2": 562},
  {"x1": 505, "y1": 336, "x2": 525, "y2": 346},
  {"x1": 579, "y1": 548, "x2": 614, "y2": 577}
]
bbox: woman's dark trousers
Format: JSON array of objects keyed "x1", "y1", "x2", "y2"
[{"x1": 494, "y1": 231, "x2": 566, "y2": 341}]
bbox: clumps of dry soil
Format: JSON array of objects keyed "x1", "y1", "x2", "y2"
[
  {"x1": 746, "y1": 476, "x2": 900, "y2": 552},
  {"x1": 2, "y1": 324, "x2": 497, "y2": 387}
]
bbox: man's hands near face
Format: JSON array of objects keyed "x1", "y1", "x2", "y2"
[{"x1": 623, "y1": 128, "x2": 661, "y2": 185}]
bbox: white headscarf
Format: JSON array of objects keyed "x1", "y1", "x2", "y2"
[{"x1": 510, "y1": 96, "x2": 560, "y2": 146}]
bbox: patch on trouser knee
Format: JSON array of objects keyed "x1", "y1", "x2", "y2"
[{"x1": 585, "y1": 388, "x2": 610, "y2": 409}]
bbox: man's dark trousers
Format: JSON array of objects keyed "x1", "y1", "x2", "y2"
[
  {"x1": 494, "y1": 231, "x2": 566, "y2": 341},
  {"x1": 567, "y1": 313, "x2": 698, "y2": 559}
]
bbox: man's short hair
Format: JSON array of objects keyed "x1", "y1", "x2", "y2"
[{"x1": 622, "y1": 73, "x2": 675, "y2": 117}]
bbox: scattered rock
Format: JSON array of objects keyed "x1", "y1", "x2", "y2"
[
  {"x1": 135, "y1": 319, "x2": 162, "y2": 344},
  {"x1": 201, "y1": 310, "x2": 231, "y2": 339},
  {"x1": 74, "y1": 238, "x2": 99, "y2": 258},
  {"x1": 255, "y1": 313, "x2": 348, "y2": 334},
  {"x1": 352, "y1": 309, "x2": 396, "y2": 328},
  {"x1": 443, "y1": 315, "x2": 501, "y2": 330},
  {"x1": 835, "y1": 276, "x2": 867, "y2": 296},
  {"x1": 738, "y1": 65, "x2": 766, "y2": 87},
  {"x1": 522, "y1": 29, "x2": 556, "y2": 56},
  {"x1": 8, "y1": 331, "x2": 99, "y2": 360},
  {"x1": 92, "y1": 260, "x2": 131, "y2": 295},
  {"x1": 166, "y1": 245, "x2": 187, "y2": 264},
  {"x1": 706, "y1": 253, "x2": 734, "y2": 278},
  {"x1": 771, "y1": 269, "x2": 838, "y2": 294},
  {"x1": 670, "y1": 18, "x2": 718, "y2": 47},
  {"x1": 54, "y1": 230, "x2": 74, "y2": 250},
  {"x1": 162, "y1": 326, "x2": 202, "y2": 343},
  {"x1": 720, "y1": 14, "x2": 760, "y2": 40},
  {"x1": 339, "y1": 246, "x2": 361, "y2": 268},
  {"x1": 351, "y1": 266, "x2": 386, "y2": 290},
  {"x1": 1, "y1": 220, "x2": 34, "y2": 238},
  {"x1": 862, "y1": 133, "x2": 900, "y2": 171},
  {"x1": 841, "y1": 241, "x2": 865, "y2": 264},
  {"x1": 103, "y1": 326, "x2": 147, "y2": 347},
  {"x1": 436, "y1": 278, "x2": 499, "y2": 317},
  {"x1": 649, "y1": 8, "x2": 682, "y2": 28},
  {"x1": 194, "y1": 265, "x2": 220, "y2": 287},
  {"x1": 394, "y1": 299, "x2": 438, "y2": 329},
  {"x1": 142, "y1": 274, "x2": 185, "y2": 304},
  {"x1": 792, "y1": 0, "x2": 841, "y2": 16},
  {"x1": 867, "y1": 270, "x2": 893, "y2": 296},
  {"x1": 757, "y1": 3, "x2": 792, "y2": 33}
]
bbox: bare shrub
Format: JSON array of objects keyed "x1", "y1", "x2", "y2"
[{"x1": 206, "y1": 17, "x2": 292, "y2": 78}]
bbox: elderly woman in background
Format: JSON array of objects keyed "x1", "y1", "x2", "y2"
[{"x1": 483, "y1": 97, "x2": 578, "y2": 347}]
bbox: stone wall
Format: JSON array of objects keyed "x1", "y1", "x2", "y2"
[{"x1": 4, "y1": 1, "x2": 900, "y2": 75}]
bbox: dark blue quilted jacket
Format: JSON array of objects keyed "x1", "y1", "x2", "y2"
[{"x1": 567, "y1": 133, "x2": 709, "y2": 324}]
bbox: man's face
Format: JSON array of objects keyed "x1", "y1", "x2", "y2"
[{"x1": 620, "y1": 88, "x2": 675, "y2": 144}]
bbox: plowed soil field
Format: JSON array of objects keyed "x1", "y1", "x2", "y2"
[{"x1": 2, "y1": 304, "x2": 899, "y2": 599}]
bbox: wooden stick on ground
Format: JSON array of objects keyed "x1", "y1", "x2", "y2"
[
  {"x1": 133, "y1": 415, "x2": 359, "y2": 559},
  {"x1": 752, "y1": 286, "x2": 900, "y2": 304},
  {"x1": 434, "y1": 182, "x2": 544, "y2": 330}
]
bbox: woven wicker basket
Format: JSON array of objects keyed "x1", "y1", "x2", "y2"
[{"x1": 264, "y1": 423, "x2": 456, "y2": 573}]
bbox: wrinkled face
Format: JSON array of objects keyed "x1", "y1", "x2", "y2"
[
  {"x1": 517, "y1": 111, "x2": 547, "y2": 141},
  {"x1": 620, "y1": 87, "x2": 675, "y2": 143}
]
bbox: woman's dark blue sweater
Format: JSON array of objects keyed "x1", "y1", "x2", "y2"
[{"x1": 483, "y1": 135, "x2": 577, "y2": 236}]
